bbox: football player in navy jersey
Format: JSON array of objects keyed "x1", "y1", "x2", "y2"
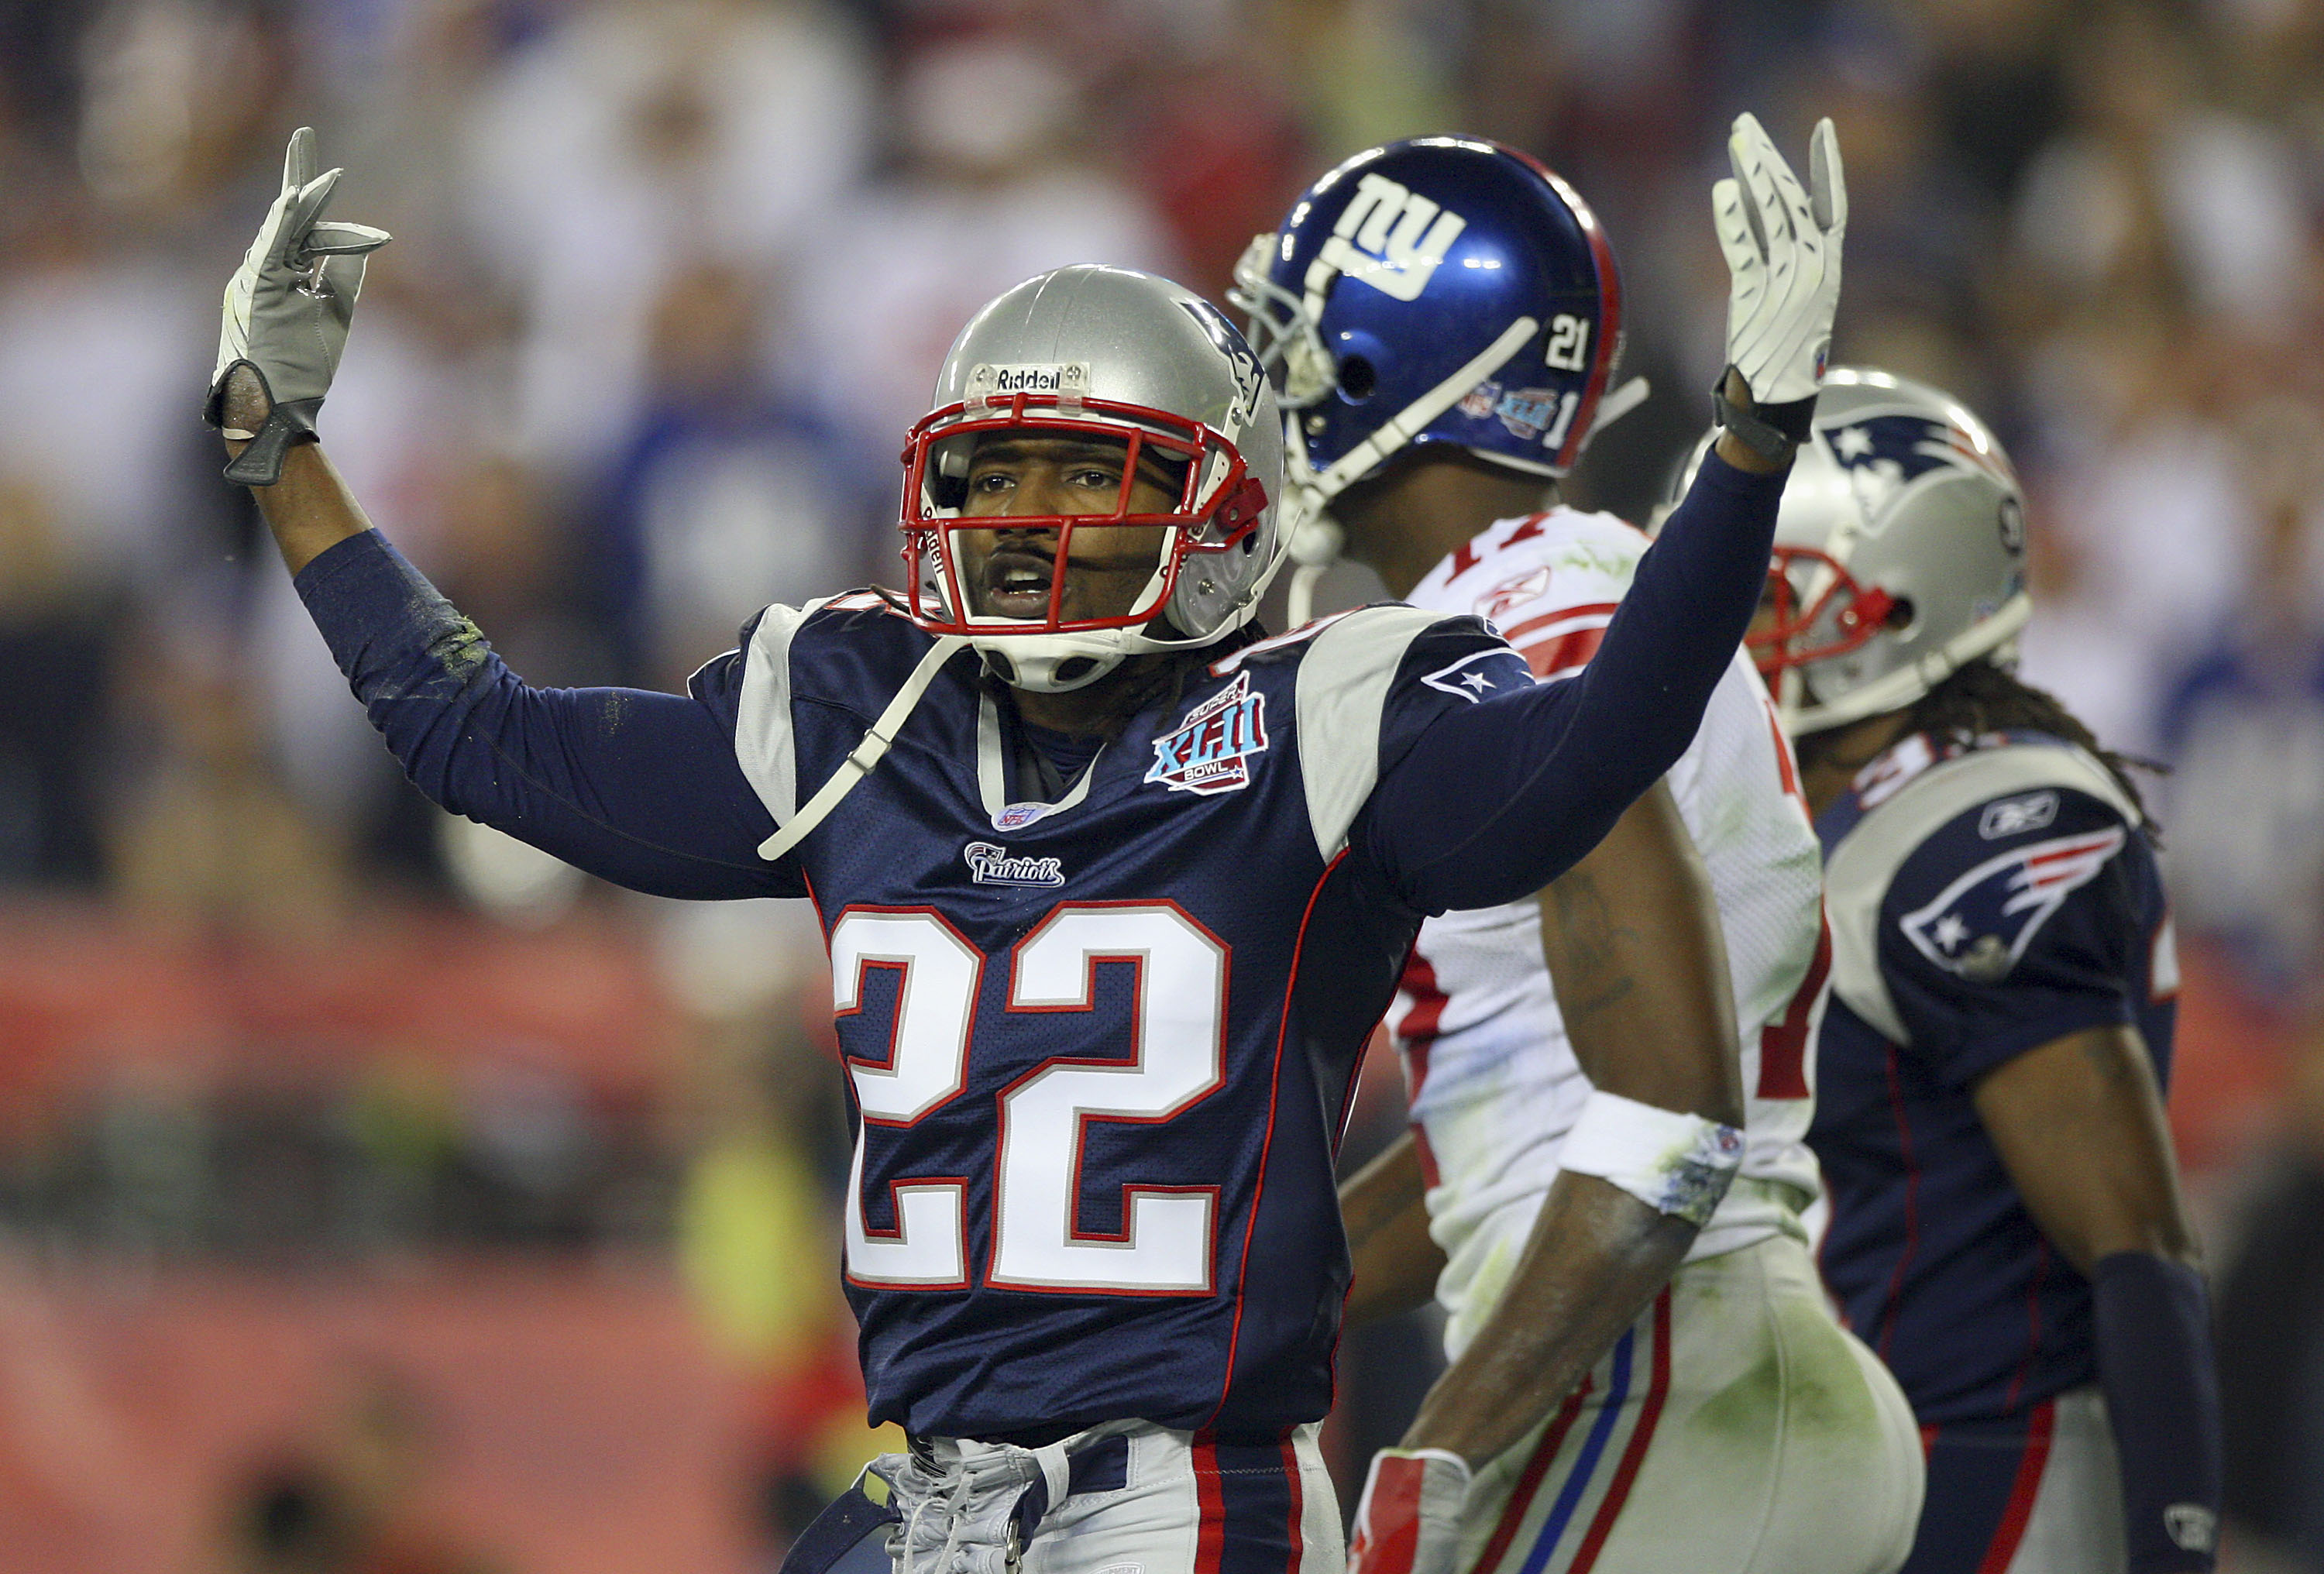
[
  {"x1": 1717, "y1": 368, "x2": 2224, "y2": 1574},
  {"x1": 1235, "y1": 134, "x2": 1919, "y2": 1574},
  {"x1": 205, "y1": 122, "x2": 1837, "y2": 1574}
]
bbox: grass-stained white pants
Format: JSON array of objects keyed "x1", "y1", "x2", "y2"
[{"x1": 1457, "y1": 1234, "x2": 1923, "y2": 1574}]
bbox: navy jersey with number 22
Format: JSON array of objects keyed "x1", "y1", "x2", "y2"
[{"x1": 744, "y1": 594, "x2": 1530, "y2": 1442}]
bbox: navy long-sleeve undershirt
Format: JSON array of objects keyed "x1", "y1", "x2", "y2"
[{"x1": 292, "y1": 448, "x2": 1786, "y2": 910}]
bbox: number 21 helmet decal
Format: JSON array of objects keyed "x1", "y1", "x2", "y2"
[{"x1": 1231, "y1": 137, "x2": 1631, "y2": 523}]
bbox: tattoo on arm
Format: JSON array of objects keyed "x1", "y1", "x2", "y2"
[{"x1": 1545, "y1": 869, "x2": 1641, "y2": 1022}]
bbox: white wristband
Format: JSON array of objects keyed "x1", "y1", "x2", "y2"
[{"x1": 1559, "y1": 1089, "x2": 1743, "y2": 1229}]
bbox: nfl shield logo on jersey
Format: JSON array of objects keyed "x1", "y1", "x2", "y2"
[
  {"x1": 1146, "y1": 673, "x2": 1269, "y2": 796},
  {"x1": 1901, "y1": 825, "x2": 2127, "y2": 982}
]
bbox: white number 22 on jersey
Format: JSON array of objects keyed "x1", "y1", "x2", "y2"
[{"x1": 830, "y1": 904, "x2": 1227, "y2": 1295}]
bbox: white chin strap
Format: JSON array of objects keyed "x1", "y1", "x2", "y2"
[
  {"x1": 970, "y1": 628, "x2": 1133, "y2": 693},
  {"x1": 1283, "y1": 510, "x2": 1342, "y2": 628},
  {"x1": 759, "y1": 635, "x2": 972, "y2": 862}
]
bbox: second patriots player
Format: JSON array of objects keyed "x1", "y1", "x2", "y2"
[
  {"x1": 1734, "y1": 369, "x2": 2224, "y2": 1574},
  {"x1": 1235, "y1": 134, "x2": 1920, "y2": 1574}
]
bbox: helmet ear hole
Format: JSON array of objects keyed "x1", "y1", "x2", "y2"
[
  {"x1": 1337, "y1": 356, "x2": 1377, "y2": 403},
  {"x1": 1884, "y1": 595, "x2": 1919, "y2": 634}
]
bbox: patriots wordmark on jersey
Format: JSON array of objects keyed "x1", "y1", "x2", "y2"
[{"x1": 1811, "y1": 729, "x2": 2175, "y2": 1425}]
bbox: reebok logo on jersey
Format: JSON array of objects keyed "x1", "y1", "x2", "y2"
[
  {"x1": 1146, "y1": 672, "x2": 1267, "y2": 796},
  {"x1": 2164, "y1": 1505, "x2": 2217, "y2": 1555},
  {"x1": 1978, "y1": 790, "x2": 2058, "y2": 839},
  {"x1": 964, "y1": 841, "x2": 1065, "y2": 887},
  {"x1": 1476, "y1": 565, "x2": 1554, "y2": 625},
  {"x1": 1901, "y1": 825, "x2": 2127, "y2": 983}
]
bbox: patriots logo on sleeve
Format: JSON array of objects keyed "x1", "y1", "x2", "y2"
[
  {"x1": 1900, "y1": 825, "x2": 2128, "y2": 983},
  {"x1": 1419, "y1": 648, "x2": 1532, "y2": 703}
]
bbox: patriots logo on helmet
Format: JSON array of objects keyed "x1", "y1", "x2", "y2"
[
  {"x1": 1818, "y1": 409, "x2": 2021, "y2": 539},
  {"x1": 1176, "y1": 298, "x2": 1267, "y2": 441},
  {"x1": 1901, "y1": 825, "x2": 2127, "y2": 982},
  {"x1": 1819, "y1": 409, "x2": 2020, "y2": 520}
]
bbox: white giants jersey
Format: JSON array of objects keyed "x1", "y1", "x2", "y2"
[{"x1": 1389, "y1": 508, "x2": 1831, "y2": 1359}]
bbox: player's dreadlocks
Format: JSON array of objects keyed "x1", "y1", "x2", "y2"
[
  {"x1": 1903, "y1": 658, "x2": 2156, "y2": 823},
  {"x1": 1792, "y1": 658, "x2": 2157, "y2": 826}
]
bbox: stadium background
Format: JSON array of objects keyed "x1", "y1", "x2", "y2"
[{"x1": 0, "y1": 0, "x2": 2319, "y2": 1569}]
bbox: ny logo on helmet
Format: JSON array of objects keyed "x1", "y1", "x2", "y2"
[{"x1": 1316, "y1": 173, "x2": 1468, "y2": 303}]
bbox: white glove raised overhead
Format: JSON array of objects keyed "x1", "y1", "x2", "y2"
[
  {"x1": 1713, "y1": 113, "x2": 1845, "y2": 421},
  {"x1": 1347, "y1": 1449, "x2": 1472, "y2": 1574},
  {"x1": 206, "y1": 126, "x2": 390, "y2": 486}
]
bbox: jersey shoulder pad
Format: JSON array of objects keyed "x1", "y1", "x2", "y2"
[
  {"x1": 1822, "y1": 738, "x2": 2140, "y2": 1044},
  {"x1": 727, "y1": 589, "x2": 922, "y2": 827},
  {"x1": 1415, "y1": 509, "x2": 1645, "y2": 680},
  {"x1": 1287, "y1": 603, "x2": 1529, "y2": 861}
]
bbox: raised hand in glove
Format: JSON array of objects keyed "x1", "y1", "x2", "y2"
[
  {"x1": 1710, "y1": 112, "x2": 1845, "y2": 460},
  {"x1": 206, "y1": 126, "x2": 390, "y2": 486},
  {"x1": 1347, "y1": 1449, "x2": 1472, "y2": 1574}
]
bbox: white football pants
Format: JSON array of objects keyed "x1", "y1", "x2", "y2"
[{"x1": 1457, "y1": 1233, "x2": 1925, "y2": 1574}]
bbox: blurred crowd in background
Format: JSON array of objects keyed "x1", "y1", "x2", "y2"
[{"x1": 5, "y1": 0, "x2": 2324, "y2": 1569}]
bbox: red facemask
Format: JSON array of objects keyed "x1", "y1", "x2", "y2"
[
  {"x1": 1749, "y1": 544, "x2": 1898, "y2": 681},
  {"x1": 899, "y1": 391, "x2": 1269, "y2": 637}
]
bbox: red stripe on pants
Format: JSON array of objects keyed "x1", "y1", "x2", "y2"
[
  {"x1": 1466, "y1": 1381, "x2": 1593, "y2": 1574},
  {"x1": 1566, "y1": 1290, "x2": 1676, "y2": 1574},
  {"x1": 1281, "y1": 1438, "x2": 1305, "y2": 1574},
  {"x1": 1974, "y1": 1400, "x2": 2055, "y2": 1574},
  {"x1": 1193, "y1": 1436, "x2": 1226, "y2": 1574}
]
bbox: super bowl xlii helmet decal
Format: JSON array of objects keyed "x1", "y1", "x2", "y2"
[
  {"x1": 900, "y1": 264, "x2": 1287, "y2": 694},
  {"x1": 1663, "y1": 368, "x2": 2032, "y2": 737},
  {"x1": 1231, "y1": 138, "x2": 1639, "y2": 515}
]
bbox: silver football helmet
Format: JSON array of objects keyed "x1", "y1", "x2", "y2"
[
  {"x1": 900, "y1": 265, "x2": 1287, "y2": 692},
  {"x1": 1666, "y1": 366, "x2": 2031, "y2": 735}
]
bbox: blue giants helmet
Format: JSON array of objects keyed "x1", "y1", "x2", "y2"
[{"x1": 1230, "y1": 137, "x2": 1629, "y2": 521}]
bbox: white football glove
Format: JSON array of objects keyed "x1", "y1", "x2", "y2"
[
  {"x1": 1347, "y1": 1449, "x2": 1471, "y2": 1574},
  {"x1": 206, "y1": 126, "x2": 390, "y2": 486},
  {"x1": 1711, "y1": 113, "x2": 1845, "y2": 453}
]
